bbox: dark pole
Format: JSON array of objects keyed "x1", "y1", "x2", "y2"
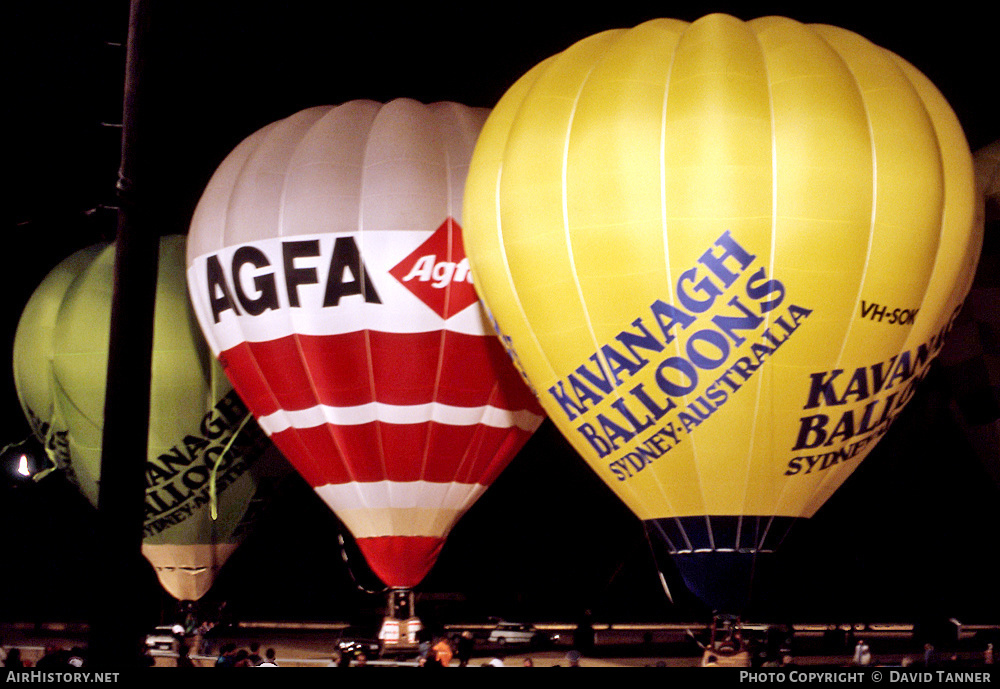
[{"x1": 89, "y1": 0, "x2": 160, "y2": 667}]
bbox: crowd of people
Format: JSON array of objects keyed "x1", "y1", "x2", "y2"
[
  {"x1": 2, "y1": 628, "x2": 995, "y2": 669},
  {"x1": 0, "y1": 630, "x2": 567, "y2": 669},
  {"x1": 198, "y1": 629, "x2": 585, "y2": 667},
  {"x1": 0, "y1": 641, "x2": 89, "y2": 668},
  {"x1": 211, "y1": 641, "x2": 279, "y2": 667}
]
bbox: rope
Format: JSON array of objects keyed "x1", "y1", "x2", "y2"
[{"x1": 208, "y1": 413, "x2": 254, "y2": 520}]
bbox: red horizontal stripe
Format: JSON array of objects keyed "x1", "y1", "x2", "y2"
[
  {"x1": 356, "y1": 536, "x2": 444, "y2": 589},
  {"x1": 270, "y1": 420, "x2": 535, "y2": 486},
  {"x1": 218, "y1": 330, "x2": 539, "y2": 419}
]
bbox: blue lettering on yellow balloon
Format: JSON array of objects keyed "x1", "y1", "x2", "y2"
[
  {"x1": 544, "y1": 230, "x2": 814, "y2": 482},
  {"x1": 785, "y1": 307, "x2": 963, "y2": 476}
]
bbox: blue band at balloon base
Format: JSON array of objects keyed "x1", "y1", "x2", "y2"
[{"x1": 645, "y1": 515, "x2": 800, "y2": 615}]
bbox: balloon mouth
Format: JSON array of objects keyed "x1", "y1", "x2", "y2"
[
  {"x1": 355, "y1": 536, "x2": 445, "y2": 590},
  {"x1": 142, "y1": 543, "x2": 238, "y2": 602},
  {"x1": 645, "y1": 516, "x2": 799, "y2": 614}
]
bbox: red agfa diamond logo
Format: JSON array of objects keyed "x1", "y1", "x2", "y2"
[{"x1": 389, "y1": 218, "x2": 480, "y2": 319}]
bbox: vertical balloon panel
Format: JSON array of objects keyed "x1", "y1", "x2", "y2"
[
  {"x1": 187, "y1": 99, "x2": 544, "y2": 590},
  {"x1": 463, "y1": 15, "x2": 981, "y2": 610}
]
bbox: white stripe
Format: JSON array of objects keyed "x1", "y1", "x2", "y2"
[
  {"x1": 315, "y1": 480, "x2": 486, "y2": 512},
  {"x1": 258, "y1": 402, "x2": 544, "y2": 435}
]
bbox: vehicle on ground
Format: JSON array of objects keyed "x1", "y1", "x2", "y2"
[
  {"x1": 336, "y1": 636, "x2": 383, "y2": 661},
  {"x1": 488, "y1": 621, "x2": 558, "y2": 648},
  {"x1": 144, "y1": 625, "x2": 183, "y2": 653}
]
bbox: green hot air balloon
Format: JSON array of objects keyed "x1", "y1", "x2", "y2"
[{"x1": 13, "y1": 235, "x2": 288, "y2": 602}]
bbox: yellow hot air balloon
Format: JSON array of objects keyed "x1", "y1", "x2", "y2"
[{"x1": 463, "y1": 14, "x2": 982, "y2": 612}]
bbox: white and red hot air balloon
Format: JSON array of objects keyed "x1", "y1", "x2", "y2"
[{"x1": 186, "y1": 99, "x2": 544, "y2": 639}]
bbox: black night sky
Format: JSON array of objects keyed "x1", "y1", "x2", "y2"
[{"x1": 4, "y1": 1, "x2": 999, "y2": 633}]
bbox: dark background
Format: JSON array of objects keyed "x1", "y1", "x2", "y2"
[{"x1": 4, "y1": 1, "x2": 999, "y2": 632}]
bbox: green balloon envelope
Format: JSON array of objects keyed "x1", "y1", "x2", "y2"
[{"x1": 13, "y1": 235, "x2": 288, "y2": 601}]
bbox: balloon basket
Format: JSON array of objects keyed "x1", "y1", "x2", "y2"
[
  {"x1": 700, "y1": 614, "x2": 752, "y2": 667},
  {"x1": 379, "y1": 616, "x2": 422, "y2": 650},
  {"x1": 378, "y1": 588, "x2": 422, "y2": 650}
]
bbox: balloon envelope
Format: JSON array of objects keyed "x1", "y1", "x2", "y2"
[
  {"x1": 13, "y1": 235, "x2": 286, "y2": 601},
  {"x1": 186, "y1": 99, "x2": 544, "y2": 589},
  {"x1": 462, "y1": 15, "x2": 982, "y2": 610},
  {"x1": 938, "y1": 140, "x2": 1000, "y2": 489}
]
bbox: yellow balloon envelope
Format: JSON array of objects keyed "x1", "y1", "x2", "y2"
[{"x1": 463, "y1": 15, "x2": 982, "y2": 610}]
